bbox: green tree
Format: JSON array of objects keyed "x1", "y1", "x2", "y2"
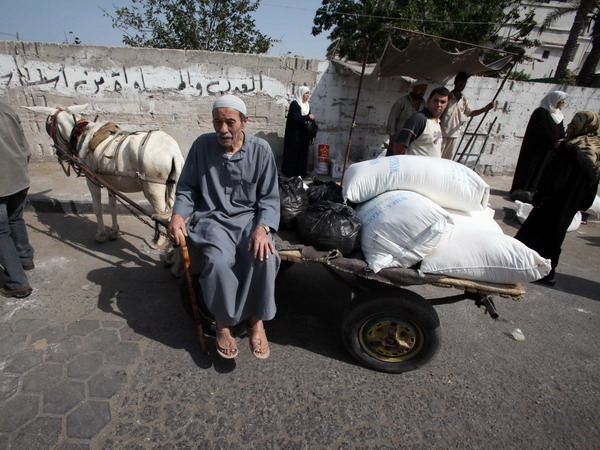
[
  {"x1": 540, "y1": 0, "x2": 600, "y2": 78},
  {"x1": 104, "y1": 0, "x2": 274, "y2": 53},
  {"x1": 577, "y1": 12, "x2": 599, "y2": 86},
  {"x1": 312, "y1": 0, "x2": 537, "y2": 63}
]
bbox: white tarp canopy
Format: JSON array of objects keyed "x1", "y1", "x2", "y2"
[{"x1": 332, "y1": 37, "x2": 514, "y2": 83}]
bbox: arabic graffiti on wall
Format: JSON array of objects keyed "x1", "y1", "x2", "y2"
[{"x1": 0, "y1": 56, "x2": 287, "y2": 98}]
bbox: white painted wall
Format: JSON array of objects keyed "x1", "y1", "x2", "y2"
[{"x1": 1, "y1": 40, "x2": 599, "y2": 176}]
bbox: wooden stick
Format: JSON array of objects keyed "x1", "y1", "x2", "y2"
[{"x1": 177, "y1": 229, "x2": 207, "y2": 352}]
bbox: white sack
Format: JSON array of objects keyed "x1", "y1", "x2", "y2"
[
  {"x1": 343, "y1": 155, "x2": 490, "y2": 211},
  {"x1": 357, "y1": 190, "x2": 454, "y2": 273},
  {"x1": 445, "y1": 207, "x2": 503, "y2": 234},
  {"x1": 585, "y1": 195, "x2": 600, "y2": 221},
  {"x1": 514, "y1": 200, "x2": 582, "y2": 231},
  {"x1": 420, "y1": 226, "x2": 552, "y2": 284}
]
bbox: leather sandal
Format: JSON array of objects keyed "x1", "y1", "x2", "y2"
[
  {"x1": 215, "y1": 328, "x2": 238, "y2": 359},
  {"x1": 247, "y1": 325, "x2": 270, "y2": 360}
]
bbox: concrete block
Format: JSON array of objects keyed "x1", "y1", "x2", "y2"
[
  {"x1": 0, "y1": 395, "x2": 40, "y2": 432},
  {"x1": 104, "y1": 341, "x2": 140, "y2": 367},
  {"x1": 66, "y1": 400, "x2": 111, "y2": 439},
  {"x1": 0, "y1": 333, "x2": 28, "y2": 357},
  {"x1": 13, "y1": 318, "x2": 47, "y2": 333},
  {"x1": 11, "y1": 417, "x2": 63, "y2": 449},
  {"x1": 31, "y1": 324, "x2": 68, "y2": 345},
  {"x1": 67, "y1": 352, "x2": 104, "y2": 379},
  {"x1": 43, "y1": 380, "x2": 85, "y2": 414},
  {"x1": 4, "y1": 349, "x2": 44, "y2": 374},
  {"x1": 88, "y1": 368, "x2": 128, "y2": 399},
  {"x1": 82, "y1": 329, "x2": 120, "y2": 352},
  {"x1": 68, "y1": 320, "x2": 100, "y2": 336},
  {"x1": 0, "y1": 374, "x2": 19, "y2": 401},
  {"x1": 22, "y1": 361, "x2": 64, "y2": 392}
]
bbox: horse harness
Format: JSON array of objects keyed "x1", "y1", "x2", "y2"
[{"x1": 49, "y1": 110, "x2": 173, "y2": 185}]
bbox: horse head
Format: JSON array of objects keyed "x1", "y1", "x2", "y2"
[{"x1": 24, "y1": 104, "x2": 89, "y2": 160}]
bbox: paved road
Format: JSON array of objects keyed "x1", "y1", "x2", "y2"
[{"x1": 1, "y1": 207, "x2": 599, "y2": 448}]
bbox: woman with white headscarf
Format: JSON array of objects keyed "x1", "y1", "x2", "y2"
[
  {"x1": 282, "y1": 86, "x2": 315, "y2": 177},
  {"x1": 510, "y1": 90, "x2": 567, "y2": 200},
  {"x1": 516, "y1": 111, "x2": 600, "y2": 285}
]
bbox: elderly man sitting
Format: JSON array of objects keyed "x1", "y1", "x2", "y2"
[{"x1": 169, "y1": 95, "x2": 280, "y2": 360}]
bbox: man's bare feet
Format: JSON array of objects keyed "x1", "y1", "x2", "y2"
[
  {"x1": 215, "y1": 326, "x2": 238, "y2": 359},
  {"x1": 247, "y1": 319, "x2": 270, "y2": 360}
]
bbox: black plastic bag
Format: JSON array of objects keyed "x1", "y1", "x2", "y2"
[
  {"x1": 307, "y1": 178, "x2": 343, "y2": 204},
  {"x1": 297, "y1": 201, "x2": 361, "y2": 256},
  {"x1": 279, "y1": 176, "x2": 309, "y2": 229},
  {"x1": 304, "y1": 119, "x2": 318, "y2": 143}
]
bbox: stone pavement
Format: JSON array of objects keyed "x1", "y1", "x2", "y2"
[{"x1": 1, "y1": 162, "x2": 598, "y2": 449}]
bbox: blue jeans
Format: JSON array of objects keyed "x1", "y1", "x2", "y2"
[{"x1": 0, "y1": 188, "x2": 34, "y2": 289}]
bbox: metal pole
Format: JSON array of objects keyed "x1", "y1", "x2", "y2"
[
  {"x1": 340, "y1": 42, "x2": 371, "y2": 187},
  {"x1": 456, "y1": 61, "x2": 516, "y2": 164}
]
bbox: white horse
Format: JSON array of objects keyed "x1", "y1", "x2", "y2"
[{"x1": 26, "y1": 104, "x2": 184, "y2": 246}]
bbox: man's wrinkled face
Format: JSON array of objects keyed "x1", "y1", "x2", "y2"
[
  {"x1": 212, "y1": 107, "x2": 247, "y2": 150},
  {"x1": 411, "y1": 84, "x2": 427, "y2": 99},
  {"x1": 427, "y1": 93, "x2": 449, "y2": 118}
]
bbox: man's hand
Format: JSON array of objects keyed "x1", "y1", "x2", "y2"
[
  {"x1": 248, "y1": 225, "x2": 275, "y2": 262},
  {"x1": 168, "y1": 213, "x2": 187, "y2": 245},
  {"x1": 394, "y1": 142, "x2": 407, "y2": 155}
]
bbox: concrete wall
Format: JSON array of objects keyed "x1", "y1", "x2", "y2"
[{"x1": 1, "y1": 40, "x2": 599, "y2": 176}]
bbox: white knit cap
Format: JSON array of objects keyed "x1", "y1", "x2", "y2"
[
  {"x1": 412, "y1": 78, "x2": 428, "y2": 87},
  {"x1": 212, "y1": 94, "x2": 247, "y2": 115}
]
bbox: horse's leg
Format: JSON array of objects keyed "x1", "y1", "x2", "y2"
[
  {"x1": 143, "y1": 183, "x2": 169, "y2": 249},
  {"x1": 86, "y1": 179, "x2": 109, "y2": 243},
  {"x1": 108, "y1": 193, "x2": 120, "y2": 240}
]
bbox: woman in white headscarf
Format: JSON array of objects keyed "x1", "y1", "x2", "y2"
[
  {"x1": 516, "y1": 111, "x2": 600, "y2": 285},
  {"x1": 282, "y1": 86, "x2": 315, "y2": 177},
  {"x1": 510, "y1": 90, "x2": 567, "y2": 200}
]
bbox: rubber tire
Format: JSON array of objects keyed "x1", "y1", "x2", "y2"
[{"x1": 341, "y1": 288, "x2": 441, "y2": 374}]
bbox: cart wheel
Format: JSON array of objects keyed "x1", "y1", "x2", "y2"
[{"x1": 341, "y1": 288, "x2": 441, "y2": 373}]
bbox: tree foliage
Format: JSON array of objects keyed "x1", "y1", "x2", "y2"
[
  {"x1": 105, "y1": 0, "x2": 274, "y2": 53},
  {"x1": 542, "y1": 0, "x2": 599, "y2": 85},
  {"x1": 312, "y1": 0, "x2": 537, "y2": 63}
]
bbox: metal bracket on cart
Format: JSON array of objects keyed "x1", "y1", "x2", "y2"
[{"x1": 428, "y1": 292, "x2": 499, "y2": 319}]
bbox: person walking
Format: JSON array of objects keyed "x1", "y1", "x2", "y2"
[
  {"x1": 515, "y1": 111, "x2": 600, "y2": 285},
  {"x1": 510, "y1": 90, "x2": 567, "y2": 200},
  {"x1": 0, "y1": 100, "x2": 34, "y2": 298}
]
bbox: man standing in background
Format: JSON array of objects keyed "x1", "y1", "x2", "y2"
[
  {"x1": 386, "y1": 80, "x2": 428, "y2": 156},
  {"x1": 440, "y1": 72, "x2": 494, "y2": 160},
  {"x1": 394, "y1": 87, "x2": 450, "y2": 158},
  {"x1": 0, "y1": 100, "x2": 34, "y2": 298}
]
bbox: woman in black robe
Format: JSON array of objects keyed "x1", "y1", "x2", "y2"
[
  {"x1": 515, "y1": 111, "x2": 600, "y2": 285},
  {"x1": 282, "y1": 86, "x2": 314, "y2": 178},
  {"x1": 510, "y1": 90, "x2": 567, "y2": 200}
]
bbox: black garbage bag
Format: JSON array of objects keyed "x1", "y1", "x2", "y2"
[
  {"x1": 307, "y1": 178, "x2": 343, "y2": 204},
  {"x1": 279, "y1": 176, "x2": 309, "y2": 229},
  {"x1": 297, "y1": 200, "x2": 361, "y2": 256}
]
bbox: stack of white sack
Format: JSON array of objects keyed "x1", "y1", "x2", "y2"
[
  {"x1": 343, "y1": 155, "x2": 490, "y2": 211},
  {"x1": 356, "y1": 190, "x2": 454, "y2": 272},
  {"x1": 346, "y1": 156, "x2": 551, "y2": 283}
]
